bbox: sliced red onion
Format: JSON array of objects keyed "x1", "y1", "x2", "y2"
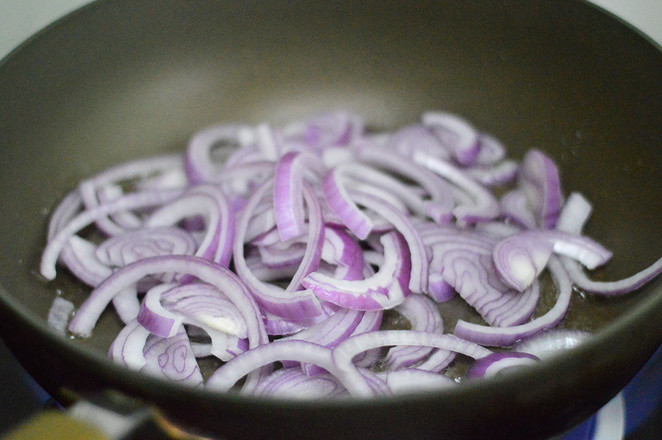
[
  {"x1": 425, "y1": 228, "x2": 536, "y2": 327},
  {"x1": 454, "y1": 257, "x2": 573, "y2": 346},
  {"x1": 137, "y1": 283, "x2": 183, "y2": 338},
  {"x1": 421, "y1": 111, "x2": 481, "y2": 166},
  {"x1": 146, "y1": 185, "x2": 234, "y2": 267},
  {"x1": 40, "y1": 189, "x2": 183, "y2": 281},
  {"x1": 493, "y1": 230, "x2": 613, "y2": 292},
  {"x1": 138, "y1": 283, "x2": 248, "y2": 361},
  {"x1": 562, "y1": 257, "x2": 662, "y2": 296},
  {"x1": 96, "y1": 184, "x2": 143, "y2": 230},
  {"x1": 233, "y1": 179, "x2": 325, "y2": 320},
  {"x1": 47, "y1": 188, "x2": 83, "y2": 241},
  {"x1": 69, "y1": 255, "x2": 267, "y2": 349},
  {"x1": 96, "y1": 227, "x2": 198, "y2": 268},
  {"x1": 414, "y1": 347, "x2": 456, "y2": 373},
  {"x1": 347, "y1": 310, "x2": 384, "y2": 368},
  {"x1": 273, "y1": 151, "x2": 324, "y2": 241},
  {"x1": 380, "y1": 368, "x2": 455, "y2": 394},
  {"x1": 302, "y1": 231, "x2": 411, "y2": 310},
  {"x1": 321, "y1": 167, "x2": 374, "y2": 240},
  {"x1": 384, "y1": 294, "x2": 444, "y2": 370},
  {"x1": 112, "y1": 286, "x2": 141, "y2": 324},
  {"x1": 254, "y1": 124, "x2": 283, "y2": 161},
  {"x1": 206, "y1": 340, "x2": 337, "y2": 393},
  {"x1": 161, "y1": 283, "x2": 250, "y2": 339},
  {"x1": 284, "y1": 183, "x2": 325, "y2": 292},
  {"x1": 47, "y1": 296, "x2": 75, "y2": 335},
  {"x1": 413, "y1": 152, "x2": 500, "y2": 224},
  {"x1": 515, "y1": 329, "x2": 591, "y2": 360},
  {"x1": 43, "y1": 110, "x2": 662, "y2": 397},
  {"x1": 349, "y1": 191, "x2": 428, "y2": 293},
  {"x1": 333, "y1": 162, "x2": 435, "y2": 221},
  {"x1": 61, "y1": 236, "x2": 113, "y2": 287},
  {"x1": 555, "y1": 192, "x2": 662, "y2": 295},
  {"x1": 355, "y1": 147, "x2": 454, "y2": 225},
  {"x1": 257, "y1": 240, "x2": 307, "y2": 269},
  {"x1": 320, "y1": 226, "x2": 365, "y2": 281},
  {"x1": 141, "y1": 328, "x2": 203, "y2": 386},
  {"x1": 253, "y1": 368, "x2": 348, "y2": 399},
  {"x1": 501, "y1": 189, "x2": 537, "y2": 230},
  {"x1": 466, "y1": 160, "x2": 519, "y2": 187},
  {"x1": 519, "y1": 149, "x2": 562, "y2": 229},
  {"x1": 185, "y1": 124, "x2": 256, "y2": 184},
  {"x1": 555, "y1": 192, "x2": 593, "y2": 235},
  {"x1": 426, "y1": 273, "x2": 456, "y2": 303},
  {"x1": 79, "y1": 154, "x2": 184, "y2": 235},
  {"x1": 283, "y1": 308, "x2": 364, "y2": 375},
  {"x1": 332, "y1": 330, "x2": 492, "y2": 397},
  {"x1": 466, "y1": 352, "x2": 539, "y2": 379},
  {"x1": 262, "y1": 310, "x2": 320, "y2": 336},
  {"x1": 475, "y1": 133, "x2": 506, "y2": 166},
  {"x1": 108, "y1": 319, "x2": 152, "y2": 370},
  {"x1": 282, "y1": 111, "x2": 364, "y2": 149},
  {"x1": 386, "y1": 124, "x2": 450, "y2": 161}
]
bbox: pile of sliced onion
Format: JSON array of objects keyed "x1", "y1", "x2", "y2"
[{"x1": 41, "y1": 110, "x2": 662, "y2": 398}]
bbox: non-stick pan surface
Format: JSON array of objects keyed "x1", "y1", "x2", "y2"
[{"x1": 0, "y1": 1, "x2": 661, "y2": 439}]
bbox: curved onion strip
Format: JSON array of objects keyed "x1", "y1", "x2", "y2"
[
  {"x1": 141, "y1": 328, "x2": 204, "y2": 386},
  {"x1": 384, "y1": 294, "x2": 444, "y2": 370},
  {"x1": 421, "y1": 111, "x2": 480, "y2": 166},
  {"x1": 96, "y1": 227, "x2": 198, "y2": 268},
  {"x1": 465, "y1": 159, "x2": 519, "y2": 187},
  {"x1": 282, "y1": 111, "x2": 364, "y2": 149},
  {"x1": 62, "y1": 235, "x2": 113, "y2": 287},
  {"x1": 40, "y1": 189, "x2": 183, "y2": 281},
  {"x1": 108, "y1": 319, "x2": 151, "y2": 370},
  {"x1": 185, "y1": 124, "x2": 255, "y2": 184},
  {"x1": 68, "y1": 255, "x2": 266, "y2": 349},
  {"x1": 332, "y1": 330, "x2": 492, "y2": 397},
  {"x1": 206, "y1": 340, "x2": 340, "y2": 392},
  {"x1": 386, "y1": 124, "x2": 450, "y2": 160},
  {"x1": 233, "y1": 179, "x2": 325, "y2": 320},
  {"x1": 501, "y1": 189, "x2": 537, "y2": 230},
  {"x1": 555, "y1": 192, "x2": 662, "y2": 295},
  {"x1": 282, "y1": 308, "x2": 364, "y2": 375},
  {"x1": 355, "y1": 146, "x2": 454, "y2": 225},
  {"x1": 380, "y1": 368, "x2": 455, "y2": 394},
  {"x1": 454, "y1": 257, "x2": 572, "y2": 346},
  {"x1": 493, "y1": 230, "x2": 613, "y2": 292},
  {"x1": 273, "y1": 151, "x2": 324, "y2": 241},
  {"x1": 284, "y1": 183, "x2": 325, "y2": 292},
  {"x1": 519, "y1": 149, "x2": 562, "y2": 229},
  {"x1": 412, "y1": 152, "x2": 500, "y2": 224},
  {"x1": 163, "y1": 283, "x2": 249, "y2": 338},
  {"x1": 254, "y1": 368, "x2": 348, "y2": 399},
  {"x1": 47, "y1": 189, "x2": 84, "y2": 241},
  {"x1": 466, "y1": 352, "x2": 539, "y2": 379},
  {"x1": 146, "y1": 185, "x2": 234, "y2": 267},
  {"x1": 349, "y1": 191, "x2": 428, "y2": 293},
  {"x1": 79, "y1": 154, "x2": 184, "y2": 235},
  {"x1": 322, "y1": 168, "x2": 374, "y2": 240},
  {"x1": 137, "y1": 283, "x2": 182, "y2": 338},
  {"x1": 302, "y1": 231, "x2": 411, "y2": 310},
  {"x1": 475, "y1": 133, "x2": 506, "y2": 166}
]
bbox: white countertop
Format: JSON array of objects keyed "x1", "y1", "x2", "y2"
[{"x1": 1, "y1": 0, "x2": 661, "y2": 60}]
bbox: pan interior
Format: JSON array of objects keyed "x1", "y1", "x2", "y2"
[{"x1": 0, "y1": 0, "x2": 660, "y2": 391}]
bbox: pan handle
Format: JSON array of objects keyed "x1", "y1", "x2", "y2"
[{"x1": 1, "y1": 391, "x2": 199, "y2": 440}]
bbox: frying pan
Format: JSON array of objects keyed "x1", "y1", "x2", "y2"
[{"x1": 0, "y1": 1, "x2": 661, "y2": 439}]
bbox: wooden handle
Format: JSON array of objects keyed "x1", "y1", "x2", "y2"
[{"x1": 3, "y1": 411, "x2": 111, "y2": 440}]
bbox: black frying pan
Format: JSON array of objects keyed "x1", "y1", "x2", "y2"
[{"x1": 0, "y1": 1, "x2": 661, "y2": 439}]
